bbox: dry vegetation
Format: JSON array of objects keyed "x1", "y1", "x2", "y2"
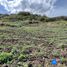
[{"x1": 0, "y1": 12, "x2": 67, "y2": 67}]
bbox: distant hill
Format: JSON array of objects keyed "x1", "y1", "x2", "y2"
[
  {"x1": 0, "y1": 12, "x2": 67, "y2": 22},
  {"x1": 0, "y1": 12, "x2": 47, "y2": 22}
]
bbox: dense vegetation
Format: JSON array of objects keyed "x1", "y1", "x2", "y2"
[
  {"x1": 0, "y1": 12, "x2": 67, "y2": 22},
  {"x1": 0, "y1": 12, "x2": 67, "y2": 67}
]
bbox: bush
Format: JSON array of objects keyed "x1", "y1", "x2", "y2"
[
  {"x1": 0, "y1": 52, "x2": 13, "y2": 64},
  {"x1": 60, "y1": 57, "x2": 67, "y2": 64},
  {"x1": 40, "y1": 17, "x2": 45, "y2": 21},
  {"x1": 52, "y1": 50, "x2": 61, "y2": 57},
  {"x1": 18, "y1": 54, "x2": 28, "y2": 62},
  {"x1": 18, "y1": 12, "x2": 31, "y2": 16}
]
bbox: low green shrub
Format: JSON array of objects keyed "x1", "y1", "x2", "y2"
[
  {"x1": 52, "y1": 50, "x2": 61, "y2": 57},
  {"x1": 18, "y1": 54, "x2": 28, "y2": 62},
  {"x1": 0, "y1": 52, "x2": 13, "y2": 64},
  {"x1": 61, "y1": 57, "x2": 67, "y2": 62}
]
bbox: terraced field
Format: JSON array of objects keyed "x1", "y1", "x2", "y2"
[{"x1": 0, "y1": 20, "x2": 67, "y2": 67}]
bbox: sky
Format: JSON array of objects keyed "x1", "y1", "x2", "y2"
[{"x1": 0, "y1": 0, "x2": 67, "y2": 17}]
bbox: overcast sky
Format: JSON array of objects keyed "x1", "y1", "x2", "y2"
[{"x1": 0, "y1": 0, "x2": 67, "y2": 17}]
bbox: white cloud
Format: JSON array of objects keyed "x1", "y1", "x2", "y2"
[{"x1": 0, "y1": 0, "x2": 57, "y2": 15}]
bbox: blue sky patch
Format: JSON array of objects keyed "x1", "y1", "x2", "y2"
[{"x1": 0, "y1": 0, "x2": 67, "y2": 17}]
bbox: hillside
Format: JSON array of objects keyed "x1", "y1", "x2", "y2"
[
  {"x1": 0, "y1": 12, "x2": 67, "y2": 22},
  {"x1": 0, "y1": 12, "x2": 67, "y2": 67}
]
